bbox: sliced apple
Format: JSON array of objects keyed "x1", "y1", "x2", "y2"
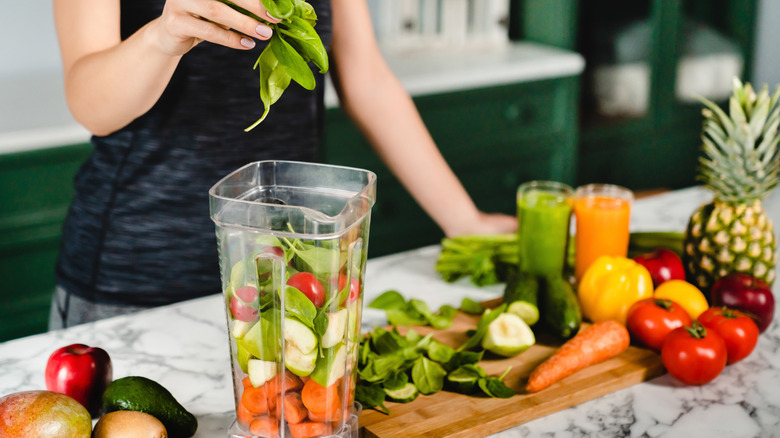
[
  {"x1": 321, "y1": 309, "x2": 348, "y2": 348},
  {"x1": 284, "y1": 317, "x2": 317, "y2": 354},
  {"x1": 284, "y1": 344, "x2": 317, "y2": 377},
  {"x1": 238, "y1": 313, "x2": 280, "y2": 361},
  {"x1": 236, "y1": 341, "x2": 252, "y2": 373},
  {"x1": 232, "y1": 319, "x2": 254, "y2": 339},
  {"x1": 248, "y1": 359, "x2": 278, "y2": 388},
  {"x1": 310, "y1": 343, "x2": 347, "y2": 387},
  {"x1": 481, "y1": 312, "x2": 535, "y2": 357}
]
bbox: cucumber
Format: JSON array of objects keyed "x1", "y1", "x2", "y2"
[
  {"x1": 540, "y1": 276, "x2": 581, "y2": 340},
  {"x1": 384, "y1": 382, "x2": 419, "y2": 403},
  {"x1": 502, "y1": 271, "x2": 540, "y2": 326},
  {"x1": 628, "y1": 231, "x2": 685, "y2": 258},
  {"x1": 445, "y1": 367, "x2": 480, "y2": 394}
]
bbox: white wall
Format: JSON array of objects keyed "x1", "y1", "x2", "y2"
[
  {"x1": 0, "y1": 1, "x2": 61, "y2": 78},
  {"x1": 752, "y1": 0, "x2": 780, "y2": 87}
]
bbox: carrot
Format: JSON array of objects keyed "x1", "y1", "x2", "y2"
[
  {"x1": 241, "y1": 385, "x2": 271, "y2": 414},
  {"x1": 242, "y1": 376, "x2": 253, "y2": 389},
  {"x1": 526, "y1": 320, "x2": 630, "y2": 393},
  {"x1": 282, "y1": 371, "x2": 304, "y2": 392},
  {"x1": 237, "y1": 398, "x2": 256, "y2": 426},
  {"x1": 301, "y1": 378, "x2": 341, "y2": 417},
  {"x1": 307, "y1": 404, "x2": 342, "y2": 423},
  {"x1": 288, "y1": 421, "x2": 331, "y2": 438},
  {"x1": 249, "y1": 415, "x2": 279, "y2": 438},
  {"x1": 283, "y1": 392, "x2": 309, "y2": 425}
]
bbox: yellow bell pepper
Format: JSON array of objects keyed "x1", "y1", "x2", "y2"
[
  {"x1": 578, "y1": 256, "x2": 654, "y2": 325},
  {"x1": 653, "y1": 279, "x2": 709, "y2": 319}
]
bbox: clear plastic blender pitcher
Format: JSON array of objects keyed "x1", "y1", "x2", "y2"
[{"x1": 209, "y1": 161, "x2": 376, "y2": 438}]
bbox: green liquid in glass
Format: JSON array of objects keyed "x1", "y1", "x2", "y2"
[{"x1": 517, "y1": 191, "x2": 572, "y2": 277}]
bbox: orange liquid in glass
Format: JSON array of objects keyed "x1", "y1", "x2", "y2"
[{"x1": 574, "y1": 195, "x2": 631, "y2": 281}]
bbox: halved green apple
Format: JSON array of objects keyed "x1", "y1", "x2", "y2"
[
  {"x1": 321, "y1": 309, "x2": 348, "y2": 348},
  {"x1": 310, "y1": 343, "x2": 347, "y2": 387},
  {"x1": 248, "y1": 359, "x2": 278, "y2": 387},
  {"x1": 481, "y1": 312, "x2": 535, "y2": 357}
]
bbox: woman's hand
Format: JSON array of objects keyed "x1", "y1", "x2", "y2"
[
  {"x1": 445, "y1": 212, "x2": 518, "y2": 238},
  {"x1": 151, "y1": 0, "x2": 281, "y2": 56}
]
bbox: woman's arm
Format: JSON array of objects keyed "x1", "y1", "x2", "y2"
[
  {"x1": 329, "y1": 0, "x2": 516, "y2": 237},
  {"x1": 53, "y1": 0, "x2": 279, "y2": 136}
]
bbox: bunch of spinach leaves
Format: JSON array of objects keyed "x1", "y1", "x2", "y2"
[
  {"x1": 218, "y1": 0, "x2": 328, "y2": 130},
  {"x1": 356, "y1": 325, "x2": 515, "y2": 414},
  {"x1": 368, "y1": 290, "x2": 459, "y2": 329}
]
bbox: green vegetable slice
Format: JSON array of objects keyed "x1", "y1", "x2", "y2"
[{"x1": 384, "y1": 382, "x2": 419, "y2": 403}]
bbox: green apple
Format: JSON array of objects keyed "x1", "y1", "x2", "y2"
[
  {"x1": 481, "y1": 312, "x2": 535, "y2": 357},
  {"x1": 248, "y1": 359, "x2": 278, "y2": 388},
  {"x1": 284, "y1": 317, "x2": 317, "y2": 354},
  {"x1": 346, "y1": 301, "x2": 360, "y2": 341},
  {"x1": 284, "y1": 345, "x2": 317, "y2": 377},
  {"x1": 310, "y1": 343, "x2": 347, "y2": 387},
  {"x1": 236, "y1": 341, "x2": 252, "y2": 373},
  {"x1": 321, "y1": 309, "x2": 348, "y2": 348},
  {"x1": 232, "y1": 319, "x2": 254, "y2": 339},
  {"x1": 507, "y1": 300, "x2": 540, "y2": 326},
  {"x1": 237, "y1": 312, "x2": 280, "y2": 361}
]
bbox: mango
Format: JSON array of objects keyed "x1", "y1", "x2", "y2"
[{"x1": 0, "y1": 390, "x2": 92, "y2": 438}]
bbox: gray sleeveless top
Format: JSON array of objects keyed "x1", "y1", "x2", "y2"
[{"x1": 56, "y1": 0, "x2": 333, "y2": 306}]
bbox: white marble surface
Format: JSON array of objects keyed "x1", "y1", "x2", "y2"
[
  {"x1": 0, "y1": 42, "x2": 582, "y2": 155},
  {"x1": 1, "y1": 186, "x2": 779, "y2": 438}
]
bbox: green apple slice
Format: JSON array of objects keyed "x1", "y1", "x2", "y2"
[
  {"x1": 321, "y1": 309, "x2": 348, "y2": 348},
  {"x1": 285, "y1": 344, "x2": 317, "y2": 377},
  {"x1": 248, "y1": 359, "x2": 278, "y2": 388},
  {"x1": 236, "y1": 341, "x2": 252, "y2": 373},
  {"x1": 284, "y1": 317, "x2": 317, "y2": 354},
  {"x1": 238, "y1": 312, "x2": 280, "y2": 361},
  {"x1": 481, "y1": 312, "x2": 535, "y2": 357},
  {"x1": 507, "y1": 300, "x2": 540, "y2": 326},
  {"x1": 310, "y1": 343, "x2": 347, "y2": 387},
  {"x1": 232, "y1": 319, "x2": 254, "y2": 339}
]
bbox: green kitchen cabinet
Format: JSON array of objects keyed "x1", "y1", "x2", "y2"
[
  {"x1": 511, "y1": 0, "x2": 758, "y2": 190},
  {"x1": 322, "y1": 76, "x2": 580, "y2": 257},
  {"x1": 0, "y1": 143, "x2": 92, "y2": 341}
]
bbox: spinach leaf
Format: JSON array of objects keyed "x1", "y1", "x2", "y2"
[
  {"x1": 411, "y1": 357, "x2": 446, "y2": 395},
  {"x1": 284, "y1": 286, "x2": 316, "y2": 328},
  {"x1": 288, "y1": 242, "x2": 343, "y2": 276},
  {"x1": 261, "y1": 0, "x2": 294, "y2": 19},
  {"x1": 386, "y1": 308, "x2": 427, "y2": 327},
  {"x1": 355, "y1": 385, "x2": 390, "y2": 415},
  {"x1": 279, "y1": 16, "x2": 328, "y2": 73},
  {"x1": 270, "y1": 31, "x2": 315, "y2": 91},
  {"x1": 368, "y1": 290, "x2": 407, "y2": 310},
  {"x1": 457, "y1": 304, "x2": 507, "y2": 352},
  {"x1": 312, "y1": 311, "x2": 329, "y2": 337},
  {"x1": 427, "y1": 340, "x2": 454, "y2": 364},
  {"x1": 246, "y1": 44, "x2": 291, "y2": 130},
  {"x1": 478, "y1": 377, "x2": 515, "y2": 399},
  {"x1": 382, "y1": 369, "x2": 409, "y2": 391},
  {"x1": 445, "y1": 350, "x2": 484, "y2": 372},
  {"x1": 460, "y1": 297, "x2": 484, "y2": 315}
]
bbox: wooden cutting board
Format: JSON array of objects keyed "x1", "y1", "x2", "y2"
[{"x1": 358, "y1": 300, "x2": 665, "y2": 438}]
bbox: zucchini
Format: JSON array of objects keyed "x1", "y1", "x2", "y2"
[
  {"x1": 540, "y1": 276, "x2": 581, "y2": 340},
  {"x1": 502, "y1": 271, "x2": 540, "y2": 326},
  {"x1": 445, "y1": 367, "x2": 481, "y2": 394},
  {"x1": 384, "y1": 382, "x2": 419, "y2": 403},
  {"x1": 628, "y1": 231, "x2": 685, "y2": 258}
]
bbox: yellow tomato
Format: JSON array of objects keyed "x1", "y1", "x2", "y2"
[{"x1": 653, "y1": 279, "x2": 709, "y2": 319}]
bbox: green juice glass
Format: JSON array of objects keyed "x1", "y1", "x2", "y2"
[{"x1": 517, "y1": 181, "x2": 574, "y2": 277}]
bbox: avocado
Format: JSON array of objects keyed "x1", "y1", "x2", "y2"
[{"x1": 102, "y1": 376, "x2": 198, "y2": 438}]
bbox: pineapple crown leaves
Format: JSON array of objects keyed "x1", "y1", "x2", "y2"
[{"x1": 697, "y1": 77, "x2": 780, "y2": 202}]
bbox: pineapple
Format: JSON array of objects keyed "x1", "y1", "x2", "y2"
[{"x1": 684, "y1": 78, "x2": 779, "y2": 292}]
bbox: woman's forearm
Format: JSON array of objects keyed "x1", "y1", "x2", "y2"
[{"x1": 63, "y1": 20, "x2": 181, "y2": 136}]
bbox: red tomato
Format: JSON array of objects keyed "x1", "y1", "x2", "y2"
[
  {"x1": 626, "y1": 298, "x2": 692, "y2": 350},
  {"x1": 338, "y1": 273, "x2": 360, "y2": 305},
  {"x1": 698, "y1": 306, "x2": 759, "y2": 364},
  {"x1": 661, "y1": 322, "x2": 727, "y2": 385},
  {"x1": 287, "y1": 272, "x2": 325, "y2": 307}
]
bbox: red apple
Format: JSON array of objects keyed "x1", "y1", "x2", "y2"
[
  {"x1": 632, "y1": 248, "x2": 686, "y2": 288},
  {"x1": 44, "y1": 344, "x2": 112, "y2": 418},
  {"x1": 0, "y1": 390, "x2": 92, "y2": 437},
  {"x1": 711, "y1": 273, "x2": 775, "y2": 333}
]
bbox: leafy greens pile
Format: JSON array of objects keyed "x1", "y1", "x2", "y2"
[
  {"x1": 219, "y1": 0, "x2": 328, "y2": 131},
  {"x1": 356, "y1": 326, "x2": 515, "y2": 414},
  {"x1": 368, "y1": 290, "x2": 459, "y2": 329}
]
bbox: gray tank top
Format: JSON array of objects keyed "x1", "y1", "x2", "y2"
[{"x1": 56, "y1": 0, "x2": 333, "y2": 306}]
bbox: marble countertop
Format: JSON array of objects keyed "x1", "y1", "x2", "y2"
[
  {"x1": 1, "y1": 186, "x2": 778, "y2": 437},
  {"x1": 0, "y1": 41, "x2": 583, "y2": 155}
]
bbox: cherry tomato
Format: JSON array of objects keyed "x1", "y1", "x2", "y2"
[
  {"x1": 661, "y1": 322, "x2": 727, "y2": 385},
  {"x1": 698, "y1": 306, "x2": 759, "y2": 364},
  {"x1": 626, "y1": 298, "x2": 692, "y2": 350},
  {"x1": 287, "y1": 272, "x2": 325, "y2": 307},
  {"x1": 338, "y1": 273, "x2": 360, "y2": 305}
]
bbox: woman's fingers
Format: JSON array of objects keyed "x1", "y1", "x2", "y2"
[
  {"x1": 230, "y1": 0, "x2": 282, "y2": 23},
  {"x1": 190, "y1": 0, "x2": 273, "y2": 41}
]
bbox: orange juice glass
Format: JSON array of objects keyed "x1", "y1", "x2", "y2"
[{"x1": 573, "y1": 184, "x2": 633, "y2": 281}]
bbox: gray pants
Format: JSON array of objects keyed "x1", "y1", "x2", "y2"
[{"x1": 48, "y1": 286, "x2": 154, "y2": 330}]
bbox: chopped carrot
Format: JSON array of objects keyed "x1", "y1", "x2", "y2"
[
  {"x1": 242, "y1": 376, "x2": 252, "y2": 389},
  {"x1": 288, "y1": 421, "x2": 331, "y2": 438},
  {"x1": 283, "y1": 371, "x2": 304, "y2": 392},
  {"x1": 307, "y1": 405, "x2": 342, "y2": 423},
  {"x1": 283, "y1": 392, "x2": 309, "y2": 425},
  {"x1": 300, "y1": 375, "x2": 310, "y2": 384},
  {"x1": 526, "y1": 320, "x2": 630, "y2": 393},
  {"x1": 301, "y1": 379, "x2": 341, "y2": 418},
  {"x1": 249, "y1": 415, "x2": 279, "y2": 438},
  {"x1": 237, "y1": 398, "x2": 256, "y2": 426},
  {"x1": 241, "y1": 385, "x2": 270, "y2": 414}
]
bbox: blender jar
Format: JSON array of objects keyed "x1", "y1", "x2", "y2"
[{"x1": 209, "y1": 161, "x2": 376, "y2": 438}]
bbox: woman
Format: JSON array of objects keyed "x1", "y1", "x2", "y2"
[{"x1": 50, "y1": 0, "x2": 516, "y2": 328}]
